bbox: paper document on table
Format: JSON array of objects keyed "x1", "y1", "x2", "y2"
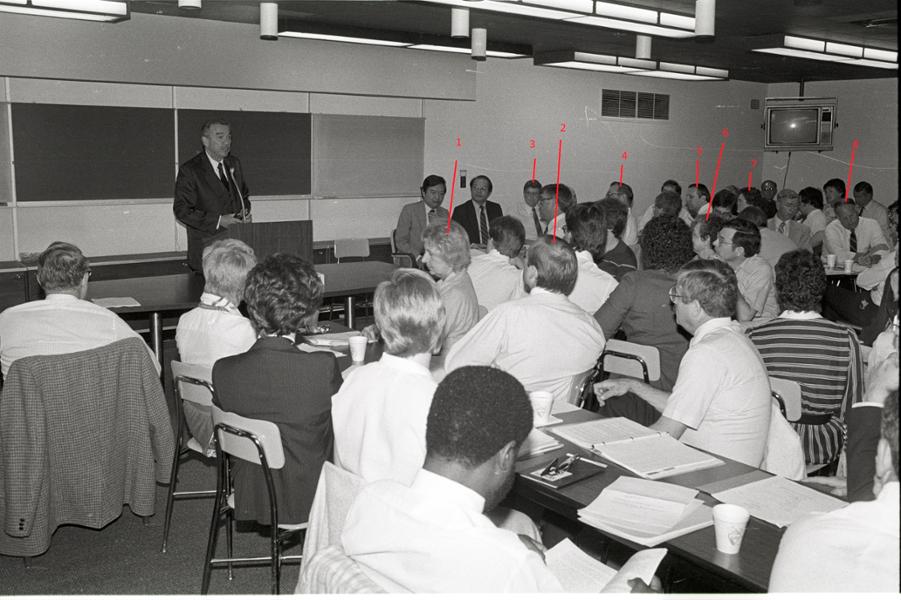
[
  {"x1": 592, "y1": 434, "x2": 724, "y2": 480},
  {"x1": 91, "y1": 297, "x2": 140, "y2": 308},
  {"x1": 305, "y1": 331, "x2": 362, "y2": 347},
  {"x1": 581, "y1": 478, "x2": 698, "y2": 535},
  {"x1": 545, "y1": 539, "x2": 616, "y2": 592},
  {"x1": 516, "y1": 428, "x2": 563, "y2": 460},
  {"x1": 551, "y1": 417, "x2": 659, "y2": 448},
  {"x1": 296, "y1": 343, "x2": 345, "y2": 357},
  {"x1": 602, "y1": 548, "x2": 668, "y2": 593},
  {"x1": 712, "y1": 475, "x2": 847, "y2": 527}
]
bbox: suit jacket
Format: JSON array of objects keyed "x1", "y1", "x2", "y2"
[
  {"x1": 0, "y1": 338, "x2": 173, "y2": 557},
  {"x1": 452, "y1": 199, "x2": 503, "y2": 245},
  {"x1": 395, "y1": 201, "x2": 449, "y2": 256},
  {"x1": 174, "y1": 152, "x2": 251, "y2": 271},
  {"x1": 212, "y1": 337, "x2": 340, "y2": 525},
  {"x1": 768, "y1": 217, "x2": 812, "y2": 251}
]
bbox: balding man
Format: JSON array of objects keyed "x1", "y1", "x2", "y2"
[{"x1": 824, "y1": 202, "x2": 889, "y2": 266}]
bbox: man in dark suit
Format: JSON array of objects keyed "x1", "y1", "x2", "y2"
[
  {"x1": 452, "y1": 174, "x2": 503, "y2": 246},
  {"x1": 174, "y1": 119, "x2": 251, "y2": 272}
]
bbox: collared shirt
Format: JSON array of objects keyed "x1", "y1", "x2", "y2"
[
  {"x1": 803, "y1": 208, "x2": 827, "y2": 236},
  {"x1": 861, "y1": 200, "x2": 891, "y2": 242},
  {"x1": 856, "y1": 249, "x2": 897, "y2": 305},
  {"x1": 769, "y1": 482, "x2": 899, "y2": 593},
  {"x1": 468, "y1": 248, "x2": 525, "y2": 312},
  {"x1": 735, "y1": 255, "x2": 779, "y2": 319},
  {"x1": 342, "y1": 469, "x2": 563, "y2": 593},
  {"x1": 445, "y1": 287, "x2": 606, "y2": 404},
  {"x1": 435, "y1": 270, "x2": 480, "y2": 355},
  {"x1": 331, "y1": 353, "x2": 436, "y2": 485},
  {"x1": 622, "y1": 206, "x2": 638, "y2": 246},
  {"x1": 175, "y1": 292, "x2": 257, "y2": 368},
  {"x1": 663, "y1": 317, "x2": 771, "y2": 466},
  {"x1": 824, "y1": 216, "x2": 889, "y2": 262},
  {"x1": 568, "y1": 249, "x2": 619, "y2": 314},
  {"x1": 0, "y1": 293, "x2": 159, "y2": 377},
  {"x1": 517, "y1": 203, "x2": 546, "y2": 239},
  {"x1": 758, "y1": 227, "x2": 798, "y2": 268}
]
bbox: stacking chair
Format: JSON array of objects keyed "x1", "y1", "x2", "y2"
[
  {"x1": 390, "y1": 229, "x2": 415, "y2": 268},
  {"x1": 201, "y1": 406, "x2": 306, "y2": 595},
  {"x1": 334, "y1": 238, "x2": 370, "y2": 263},
  {"x1": 576, "y1": 340, "x2": 661, "y2": 410},
  {"x1": 769, "y1": 376, "x2": 802, "y2": 422},
  {"x1": 161, "y1": 361, "x2": 217, "y2": 553}
]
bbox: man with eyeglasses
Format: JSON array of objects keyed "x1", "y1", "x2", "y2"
[
  {"x1": 0, "y1": 241, "x2": 159, "y2": 378},
  {"x1": 595, "y1": 259, "x2": 771, "y2": 468},
  {"x1": 715, "y1": 219, "x2": 779, "y2": 322}
]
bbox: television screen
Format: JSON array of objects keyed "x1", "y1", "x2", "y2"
[{"x1": 768, "y1": 108, "x2": 819, "y2": 145}]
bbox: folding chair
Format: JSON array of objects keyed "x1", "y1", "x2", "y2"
[
  {"x1": 390, "y1": 229, "x2": 415, "y2": 268},
  {"x1": 334, "y1": 238, "x2": 370, "y2": 263},
  {"x1": 201, "y1": 406, "x2": 306, "y2": 595},
  {"x1": 769, "y1": 376, "x2": 802, "y2": 422},
  {"x1": 161, "y1": 361, "x2": 217, "y2": 553},
  {"x1": 576, "y1": 340, "x2": 661, "y2": 410}
]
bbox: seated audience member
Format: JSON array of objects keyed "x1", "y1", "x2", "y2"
[
  {"x1": 212, "y1": 253, "x2": 339, "y2": 526},
  {"x1": 711, "y1": 188, "x2": 738, "y2": 220},
  {"x1": 332, "y1": 269, "x2": 445, "y2": 485},
  {"x1": 595, "y1": 216, "x2": 694, "y2": 424},
  {"x1": 799, "y1": 186, "x2": 828, "y2": 251},
  {"x1": 715, "y1": 218, "x2": 779, "y2": 321},
  {"x1": 747, "y1": 250, "x2": 864, "y2": 465},
  {"x1": 446, "y1": 238, "x2": 605, "y2": 404},
  {"x1": 824, "y1": 201, "x2": 889, "y2": 266},
  {"x1": 538, "y1": 183, "x2": 577, "y2": 240},
  {"x1": 768, "y1": 189, "x2": 812, "y2": 250},
  {"x1": 175, "y1": 238, "x2": 257, "y2": 453},
  {"x1": 452, "y1": 175, "x2": 502, "y2": 246},
  {"x1": 594, "y1": 197, "x2": 638, "y2": 280},
  {"x1": 0, "y1": 241, "x2": 158, "y2": 378},
  {"x1": 691, "y1": 213, "x2": 725, "y2": 261},
  {"x1": 823, "y1": 177, "x2": 846, "y2": 222},
  {"x1": 738, "y1": 186, "x2": 776, "y2": 219},
  {"x1": 395, "y1": 174, "x2": 449, "y2": 257},
  {"x1": 607, "y1": 182, "x2": 638, "y2": 246},
  {"x1": 595, "y1": 259, "x2": 772, "y2": 467},
  {"x1": 636, "y1": 180, "x2": 690, "y2": 230},
  {"x1": 653, "y1": 191, "x2": 683, "y2": 220},
  {"x1": 518, "y1": 179, "x2": 545, "y2": 239},
  {"x1": 421, "y1": 222, "x2": 480, "y2": 354},
  {"x1": 853, "y1": 181, "x2": 891, "y2": 242},
  {"x1": 769, "y1": 385, "x2": 899, "y2": 593},
  {"x1": 738, "y1": 205, "x2": 797, "y2": 268},
  {"x1": 684, "y1": 183, "x2": 710, "y2": 221},
  {"x1": 468, "y1": 216, "x2": 526, "y2": 311},
  {"x1": 565, "y1": 203, "x2": 619, "y2": 314},
  {"x1": 761, "y1": 179, "x2": 778, "y2": 204}
]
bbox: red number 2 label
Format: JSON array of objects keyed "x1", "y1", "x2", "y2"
[{"x1": 560, "y1": 122, "x2": 567, "y2": 133}]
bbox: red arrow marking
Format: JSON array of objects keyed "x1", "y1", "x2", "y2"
[
  {"x1": 552, "y1": 139, "x2": 563, "y2": 243},
  {"x1": 446, "y1": 159, "x2": 458, "y2": 233},
  {"x1": 531, "y1": 157, "x2": 537, "y2": 181},
  {"x1": 845, "y1": 139, "x2": 860, "y2": 201},
  {"x1": 706, "y1": 139, "x2": 728, "y2": 220}
]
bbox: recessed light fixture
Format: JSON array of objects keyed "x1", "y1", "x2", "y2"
[
  {"x1": 633, "y1": 62, "x2": 728, "y2": 80},
  {"x1": 409, "y1": 43, "x2": 526, "y2": 58},
  {"x1": 0, "y1": 0, "x2": 129, "y2": 22},
  {"x1": 280, "y1": 32, "x2": 411, "y2": 47},
  {"x1": 752, "y1": 35, "x2": 897, "y2": 70},
  {"x1": 536, "y1": 51, "x2": 727, "y2": 80}
]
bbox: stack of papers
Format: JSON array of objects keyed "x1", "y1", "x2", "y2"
[
  {"x1": 304, "y1": 331, "x2": 362, "y2": 347},
  {"x1": 91, "y1": 296, "x2": 141, "y2": 308},
  {"x1": 517, "y1": 428, "x2": 564, "y2": 460},
  {"x1": 578, "y1": 476, "x2": 713, "y2": 546},
  {"x1": 711, "y1": 475, "x2": 848, "y2": 527},
  {"x1": 545, "y1": 538, "x2": 667, "y2": 593}
]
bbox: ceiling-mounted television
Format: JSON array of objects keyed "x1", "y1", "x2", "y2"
[{"x1": 764, "y1": 97, "x2": 836, "y2": 153}]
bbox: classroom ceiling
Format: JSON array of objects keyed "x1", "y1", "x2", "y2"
[{"x1": 131, "y1": 0, "x2": 898, "y2": 83}]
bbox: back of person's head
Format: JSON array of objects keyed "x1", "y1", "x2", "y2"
[
  {"x1": 523, "y1": 179, "x2": 541, "y2": 193},
  {"x1": 607, "y1": 182, "x2": 634, "y2": 207},
  {"x1": 565, "y1": 203, "x2": 607, "y2": 261},
  {"x1": 736, "y1": 206, "x2": 768, "y2": 229},
  {"x1": 675, "y1": 259, "x2": 738, "y2": 318},
  {"x1": 712, "y1": 189, "x2": 738, "y2": 216},
  {"x1": 799, "y1": 186, "x2": 824, "y2": 209},
  {"x1": 374, "y1": 268, "x2": 446, "y2": 357},
  {"x1": 774, "y1": 250, "x2": 826, "y2": 313},
  {"x1": 853, "y1": 181, "x2": 873, "y2": 197},
  {"x1": 527, "y1": 237, "x2": 579, "y2": 295},
  {"x1": 727, "y1": 218, "x2": 761, "y2": 257},
  {"x1": 654, "y1": 191, "x2": 682, "y2": 218},
  {"x1": 421, "y1": 174, "x2": 446, "y2": 193},
  {"x1": 244, "y1": 253, "x2": 322, "y2": 336},
  {"x1": 489, "y1": 216, "x2": 526, "y2": 258},
  {"x1": 541, "y1": 183, "x2": 577, "y2": 213},
  {"x1": 661, "y1": 179, "x2": 682, "y2": 195},
  {"x1": 596, "y1": 197, "x2": 628, "y2": 238},
  {"x1": 422, "y1": 221, "x2": 472, "y2": 272},
  {"x1": 824, "y1": 178, "x2": 846, "y2": 198},
  {"x1": 691, "y1": 183, "x2": 711, "y2": 201},
  {"x1": 426, "y1": 366, "x2": 532, "y2": 468},
  {"x1": 882, "y1": 389, "x2": 899, "y2": 479},
  {"x1": 692, "y1": 213, "x2": 726, "y2": 247},
  {"x1": 738, "y1": 187, "x2": 763, "y2": 209},
  {"x1": 202, "y1": 239, "x2": 257, "y2": 303},
  {"x1": 640, "y1": 216, "x2": 694, "y2": 273},
  {"x1": 37, "y1": 241, "x2": 89, "y2": 293}
]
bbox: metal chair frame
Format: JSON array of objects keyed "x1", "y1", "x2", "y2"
[{"x1": 576, "y1": 341, "x2": 660, "y2": 410}]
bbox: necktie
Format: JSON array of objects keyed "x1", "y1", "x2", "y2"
[
  {"x1": 778, "y1": 220, "x2": 786, "y2": 235},
  {"x1": 849, "y1": 230, "x2": 858, "y2": 253},
  {"x1": 217, "y1": 163, "x2": 230, "y2": 191},
  {"x1": 532, "y1": 208, "x2": 543, "y2": 238},
  {"x1": 479, "y1": 205, "x2": 490, "y2": 244},
  {"x1": 428, "y1": 208, "x2": 437, "y2": 224}
]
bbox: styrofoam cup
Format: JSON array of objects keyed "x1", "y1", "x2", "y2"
[
  {"x1": 529, "y1": 391, "x2": 555, "y2": 427},
  {"x1": 713, "y1": 504, "x2": 750, "y2": 554},
  {"x1": 843, "y1": 259, "x2": 854, "y2": 274},
  {"x1": 348, "y1": 335, "x2": 367, "y2": 363},
  {"x1": 825, "y1": 254, "x2": 836, "y2": 269}
]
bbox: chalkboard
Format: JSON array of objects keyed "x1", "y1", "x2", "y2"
[
  {"x1": 177, "y1": 109, "x2": 311, "y2": 196},
  {"x1": 12, "y1": 104, "x2": 174, "y2": 201},
  {"x1": 313, "y1": 114, "x2": 424, "y2": 197}
]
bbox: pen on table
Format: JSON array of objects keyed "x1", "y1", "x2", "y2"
[{"x1": 575, "y1": 455, "x2": 608, "y2": 469}]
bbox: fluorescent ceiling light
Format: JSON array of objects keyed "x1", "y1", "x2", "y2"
[
  {"x1": 825, "y1": 42, "x2": 863, "y2": 58},
  {"x1": 633, "y1": 61, "x2": 728, "y2": 80},
  {"x1": 594, "y1": 1, "x2": 657, "y2": 23},
  {"x1": 34, "y1": 0, "x2": 125, "y2": 12},
  {"x1": 545, "y1": 61, "x2": 641, "y2": 73},
  {"x1": 535, "y1": 51, "x2": 654, "y2": 73},
  {"x1": 524, "y1": 0, "x2": 592, "y2": 11},
  {"x1": 564, "y1": 15, "x2": 695, "y2": 38},
  {"x1": 864, "y1": 48, "x2": 897, "y2": 62},
  {"x1": 280, "y1": 32, "x2": 410, "y2": 46},
  {"x1": 784, "y1": 35, "x2": 825, "y2": 52},
  {"x1": 847, "y1": 58, "x2": 898, "y2": 70},
  {"x1": 485, "y1": 49, "x2": 528, "y2": 58},
  {"x1": 421, "y1": 0, "x2": 576, "y2": 20},
  {"x1": 753, "y1": 47, "x2": 855, "y2": 64},
  {"x1": 408, "y1": 43, "x2": 524, "y2": 57},
  {"x1": 756, "y1": 36, "x2": 898, "y2": 70},
  {"x1": 0, "y1": 0, "x2": 128, "y2": 21},
  {"x1": 632, "y1": 70, "x2": 721, "y2": 80},
  {"x1": 659, "y1": 12, "x2": 695, "y2": 30}
]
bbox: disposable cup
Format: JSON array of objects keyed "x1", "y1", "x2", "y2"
[
  {"x1": 348, "y1": 335, "x2": 367, "y2": 363},
  {"x1": 843, "y1": 259, "x2": 854, "y2": 274},
  {"x1": 713, "y1": 504, "x2": 750, "y2": 554},
  {"x1": 825, "y1": 254, "x2": 836, "y2": 269},
  {"x1": 529, "y1": 391, "x2": 555, "y2": 427}
]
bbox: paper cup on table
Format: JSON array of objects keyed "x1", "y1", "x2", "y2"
[
  {"x1": 712, "y1": 504, "x2": 750, "y2": 554},
  {"x1": 843, "y1": 259, "x2": 854, "y2": 274},
  {"x1": 348, "y1": 335, "x2": 367, "y2": 363},
  {"x1": 529, "y1": 391, "x2": 555, "y2": 427},
  {"x1": 825, "y1": 254, "x2": 836, "y2": 269}
]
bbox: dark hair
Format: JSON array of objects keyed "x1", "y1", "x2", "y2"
[
  {"x1": 693, "y1": 213, "x2": 726, "y2": 248},
  {"x1": 738, "y1": 187, "x2": 764, "y2": 210},
  {"x1": 774, "y1": 249, "x2": 826, "y2": 312},
  {"x1": 712, "y1": 189, "x2": 738, "y2": 216},
  {"x1": 596, "y1": 197, "x2": 628, "y2": 238},
  {"x1": 421, "y1": 174, "x2": 446, "y2": 193},
  {"x1": 824, "y1": 178, "x2": 846, "y2": 197},
  {"x1": 523, "y1": 179, "x2": 541, "y2": 192},
  {"x1": 489, "y1": 216, "x2": 526, "y2": 258},
  {"x1": 527, "y1": 237, "x2": 579, "y2": 295},
  {"x1": 661, "y1": 179, "x2": 682, "y2": 195},
  {"x1": 654, "y1": 191, "x2": 682, "y2": 218},
  {"x1": 426, "y1": 366, "x2": 532, "y2": 468},
  {"x1": 565, "y1": 203, "x2": 607, "y2": 262},
  {"x1": 640, "y1": 217, "x2": 694, "y2": 273},
  {"x1": 690, "y1": 183, "x2": 710, "y2": 201},
  {"x1": 675, "y1": 259, "x2": 738, "y2": 318},
  {"x1": 888, "y1": 202, "x2": 898, "y2": 238},
  {"x1": 201, "y1": 118, "x2": 230, "y2": 136},
  {"x1": 37, "y1": 241, "x2": 89, "y2": 292},
  {"x1": 471, "y1": 174, "x2": 493, "y2": 195},
  {"x1": 737, "y1": 206, "x2": 768, "y2": 229},
  {"x1": 799, "y1": 186, "x2": 824, "y2": 210},
  {"x1": 882, "y1": 389, "x2": 899, "y2": 477},
  {"x1": 835, "y1": 201, "x2": 860, "y2": 219},
  {"x1": 244, "y1": 253, "x2": 323, "y2": 336},
  {"x1": 853, "y1": 181, "x2": 873, "y2": 196},
  {"x1": 541, "y1": 183, "x2": 577, "y2": 213},
  {"x1": 726, "y1": 218, "x2": 761, "y2": 257},
  {"x1": 608, "y1": 182, "x2": 634, "y2": 206}
]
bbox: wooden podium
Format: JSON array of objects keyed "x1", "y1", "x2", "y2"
[{"x1": 226, "y1": 220, "x2": 313, "y2": 262}]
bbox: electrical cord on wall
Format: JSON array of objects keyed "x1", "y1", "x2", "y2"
[{"x1": 782, "y1": 151, "x2": 792, "y2": 189}]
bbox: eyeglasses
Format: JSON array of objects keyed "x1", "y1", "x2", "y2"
[{"x1": 668, "y1": 286, "x2": 685, "y2": 303}]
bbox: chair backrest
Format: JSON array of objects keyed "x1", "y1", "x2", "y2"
[
  {"x1": 390, "y1": 229, "x2": 398, "y2": 254},
  {"x1": 297, "y1": 545, "x2": 385, "y2": 594},
  {"x1": 210, "y1": 405, "x2": 285, "y2": 470},
  {"x1": 601, "y1": 339, "x2": 661, "y2": 383},
  {"x1": 171, "y1": 361, "x2": 214, "y2": 407},
  {"x1": 769, "y1": 376, "x2": 802, "y2": 422},
  {"x1": 762, "y1": 399, "x2": 805, "y2": 480},
  {"x1": 334, "y1": 238, "x2": 371, "y2": 261}
]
